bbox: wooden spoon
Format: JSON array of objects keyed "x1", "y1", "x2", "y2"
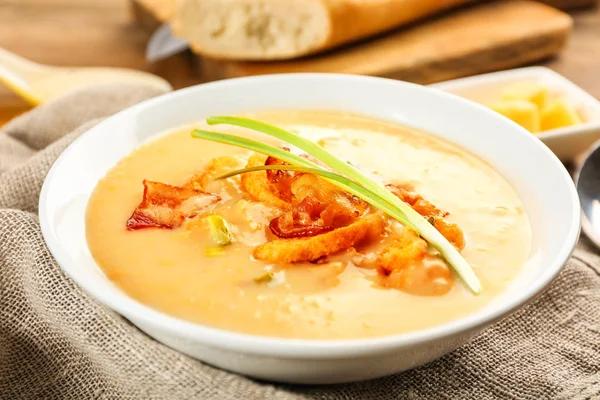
[{"x1": 0, "y1": 47, "x2": 172, "y2": 105}]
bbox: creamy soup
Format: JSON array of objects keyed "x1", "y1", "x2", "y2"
[{"x1": 86, "y1": 110, "x2": 531, "y2": 339}]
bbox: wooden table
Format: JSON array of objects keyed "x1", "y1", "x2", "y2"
[{"x1": 1, "y1": 0, "x2": 599, "y2": 127}]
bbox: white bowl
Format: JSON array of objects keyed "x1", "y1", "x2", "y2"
[
  {"x1": 430, "y1": 67, "x2": 600, "y2": 162},
  {"x1": 39, "y1": 74, "x2": 580, "y2": 384}
]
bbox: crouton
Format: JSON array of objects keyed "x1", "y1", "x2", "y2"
[{"x1": 254, "y1": 213, "x2": 386, "y2": 263}]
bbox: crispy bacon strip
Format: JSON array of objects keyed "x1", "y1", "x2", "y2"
[
  {"x1": 240, "y1": 150, "x2": 338, "y2": 210},
  {"x1": 268, "y1": 174, "x2": 370, "y2": 239},
  {"x1": 269, "y1": 196, "x2": 334, "y2": 238},
  {"x1": 126, "y1": 180, "x2": 220, "y2": 230},
  {"x1": 386, "y1": 183, "x2": 465, "y2": 250},
  {"x1": 265, "y1": 148, "x2": 295, "y2": 202},
  {"x1": 241, "y1": 154, "x2": 291, "y2": 209}
]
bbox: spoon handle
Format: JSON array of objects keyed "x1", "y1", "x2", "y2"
[{"x1": 0, "y1": 48, "x2": 49, "y2": 104}]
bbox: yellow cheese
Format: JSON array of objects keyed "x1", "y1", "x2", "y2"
[
  {"x1": 490, "y1": 100, "x2": 540, "y2": 133},
  {"x1": 501, "y1": 82, "x2": 548, "y2": 109},
  {"x1": 540, "y1": 99, "x2": 582, "y2": 131}
]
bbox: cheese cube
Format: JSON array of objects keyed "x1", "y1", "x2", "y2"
[
  {"x1": 490, "y1": 100, "x2": 540, "y2": 133},
  {"x1": 501, "y1": 82, "x2": 548, "y2": 109},
  {"x1": 540, "y1": 99, "x2": 582, "y2": 131}
]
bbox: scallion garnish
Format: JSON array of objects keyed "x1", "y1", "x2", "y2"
[
  {"x1": 253, "y1": 272, "x2": 274, "y2": 283},
  {"x1": 206, "y1": 215, "x2": 232, "y2": 246},
  {"x1": 191, "y1": 117, "x2": 482, "y2": 294}
]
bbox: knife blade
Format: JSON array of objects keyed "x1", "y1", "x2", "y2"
[{"x1": 146, "y1": 23, "x2": 189, "y2": 63}]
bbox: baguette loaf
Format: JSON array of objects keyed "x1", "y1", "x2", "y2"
[{"x1": 171, "y1": 0, "x2": 477, "y2": 60}]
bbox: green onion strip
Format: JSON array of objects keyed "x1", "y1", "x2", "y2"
[{"x1": 191, "y1": 117, "x2": 482, "y2": 294}]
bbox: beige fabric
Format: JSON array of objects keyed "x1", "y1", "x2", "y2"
[{"x1": 1, "y1": 84, "x2": 599, "y2": 400}]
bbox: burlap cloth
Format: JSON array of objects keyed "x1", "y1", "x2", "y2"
[{"x1": 1, "y1": 84, "x2": 599, "y2": 400}]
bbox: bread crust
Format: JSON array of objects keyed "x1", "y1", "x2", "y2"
[{"x1": 321, "y1": 0, "x2": 475, "y2": 53}]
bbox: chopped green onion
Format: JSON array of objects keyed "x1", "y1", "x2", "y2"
[
  {"x1": 253, "y1": 272, "x2": 274, "y2": 283},
  {"x1": 206, "y1": 215, "x2": 232, "y2": 246},
  {"x1": 192, "y1": 117, "x2": 482, "y2": 294},
  {"x1": 205, "y1": 247, "x2": 226, "y2": 257}
]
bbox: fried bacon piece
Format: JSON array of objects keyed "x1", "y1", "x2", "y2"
[
  {"x1": 262, "y1": 149, "x2": 329, "y2": 202},
  {"x1": 239, "y1": 153, "x2": 370, "y2": 239},
  {"x1": 269, "y1": 196, "x2": 334, "y2": 238},
  {"x1": 386, "y1": 183, "x2": 465, "y2": 250},
  {"x1": 254, "y1": 213, "x2": 387, "y2": 263},
  {"x1": 376, "y1": 227, "x2": 454, "y2": 296},
  {"x1": 291, "y1": 174, "x2": 367, "y2": 212},
  {"x1": 126, "y1": 180, "x2": 220, "y2": 230},
  {"x1": 240, "y1": 150, "x2": 345, "y2": 209},
  {"x1": 265, "y1": 149, "x2": 295, "y2": 202},
  {"x1": 241, "y1": 154, "x2": 291, "y2": 209},
  {"x1": 269, "y1": 174, "x2": 370, "y2": 239}
]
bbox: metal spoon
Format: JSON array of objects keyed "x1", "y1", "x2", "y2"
[
  {"x1": 0, "y1": 47, "x2": 172, "y2": 105},
  {"x1": 574, "y1": 139, "x2": 600, "y2": 248}
]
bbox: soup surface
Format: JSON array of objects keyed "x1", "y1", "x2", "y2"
[{"x1": 86, "y1": 110, "x2": 532, "y2": 339}]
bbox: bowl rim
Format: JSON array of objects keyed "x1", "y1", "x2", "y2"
[{"x1": 39, "y1": 73, "x2": 581, "y2": 359}]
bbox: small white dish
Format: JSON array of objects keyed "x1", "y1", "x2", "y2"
[
  {"x1": 430, "y1": 67, "x2": 600, "y2": 161},
  {"x1": 39, "y1": 74, "x2": 580, "y2": 384}
]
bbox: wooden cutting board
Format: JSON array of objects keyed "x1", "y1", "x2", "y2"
[{"x1": 199, "y1": 1, "x2": 573, "y2": 84}]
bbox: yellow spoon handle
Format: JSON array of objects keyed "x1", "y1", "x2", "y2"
[
  {"x1": 0, "y1": 48, "x2": 172, "y2": 105},
  {"x1": 0, "y1": 48, "x2": 49, "y2": 104}
]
